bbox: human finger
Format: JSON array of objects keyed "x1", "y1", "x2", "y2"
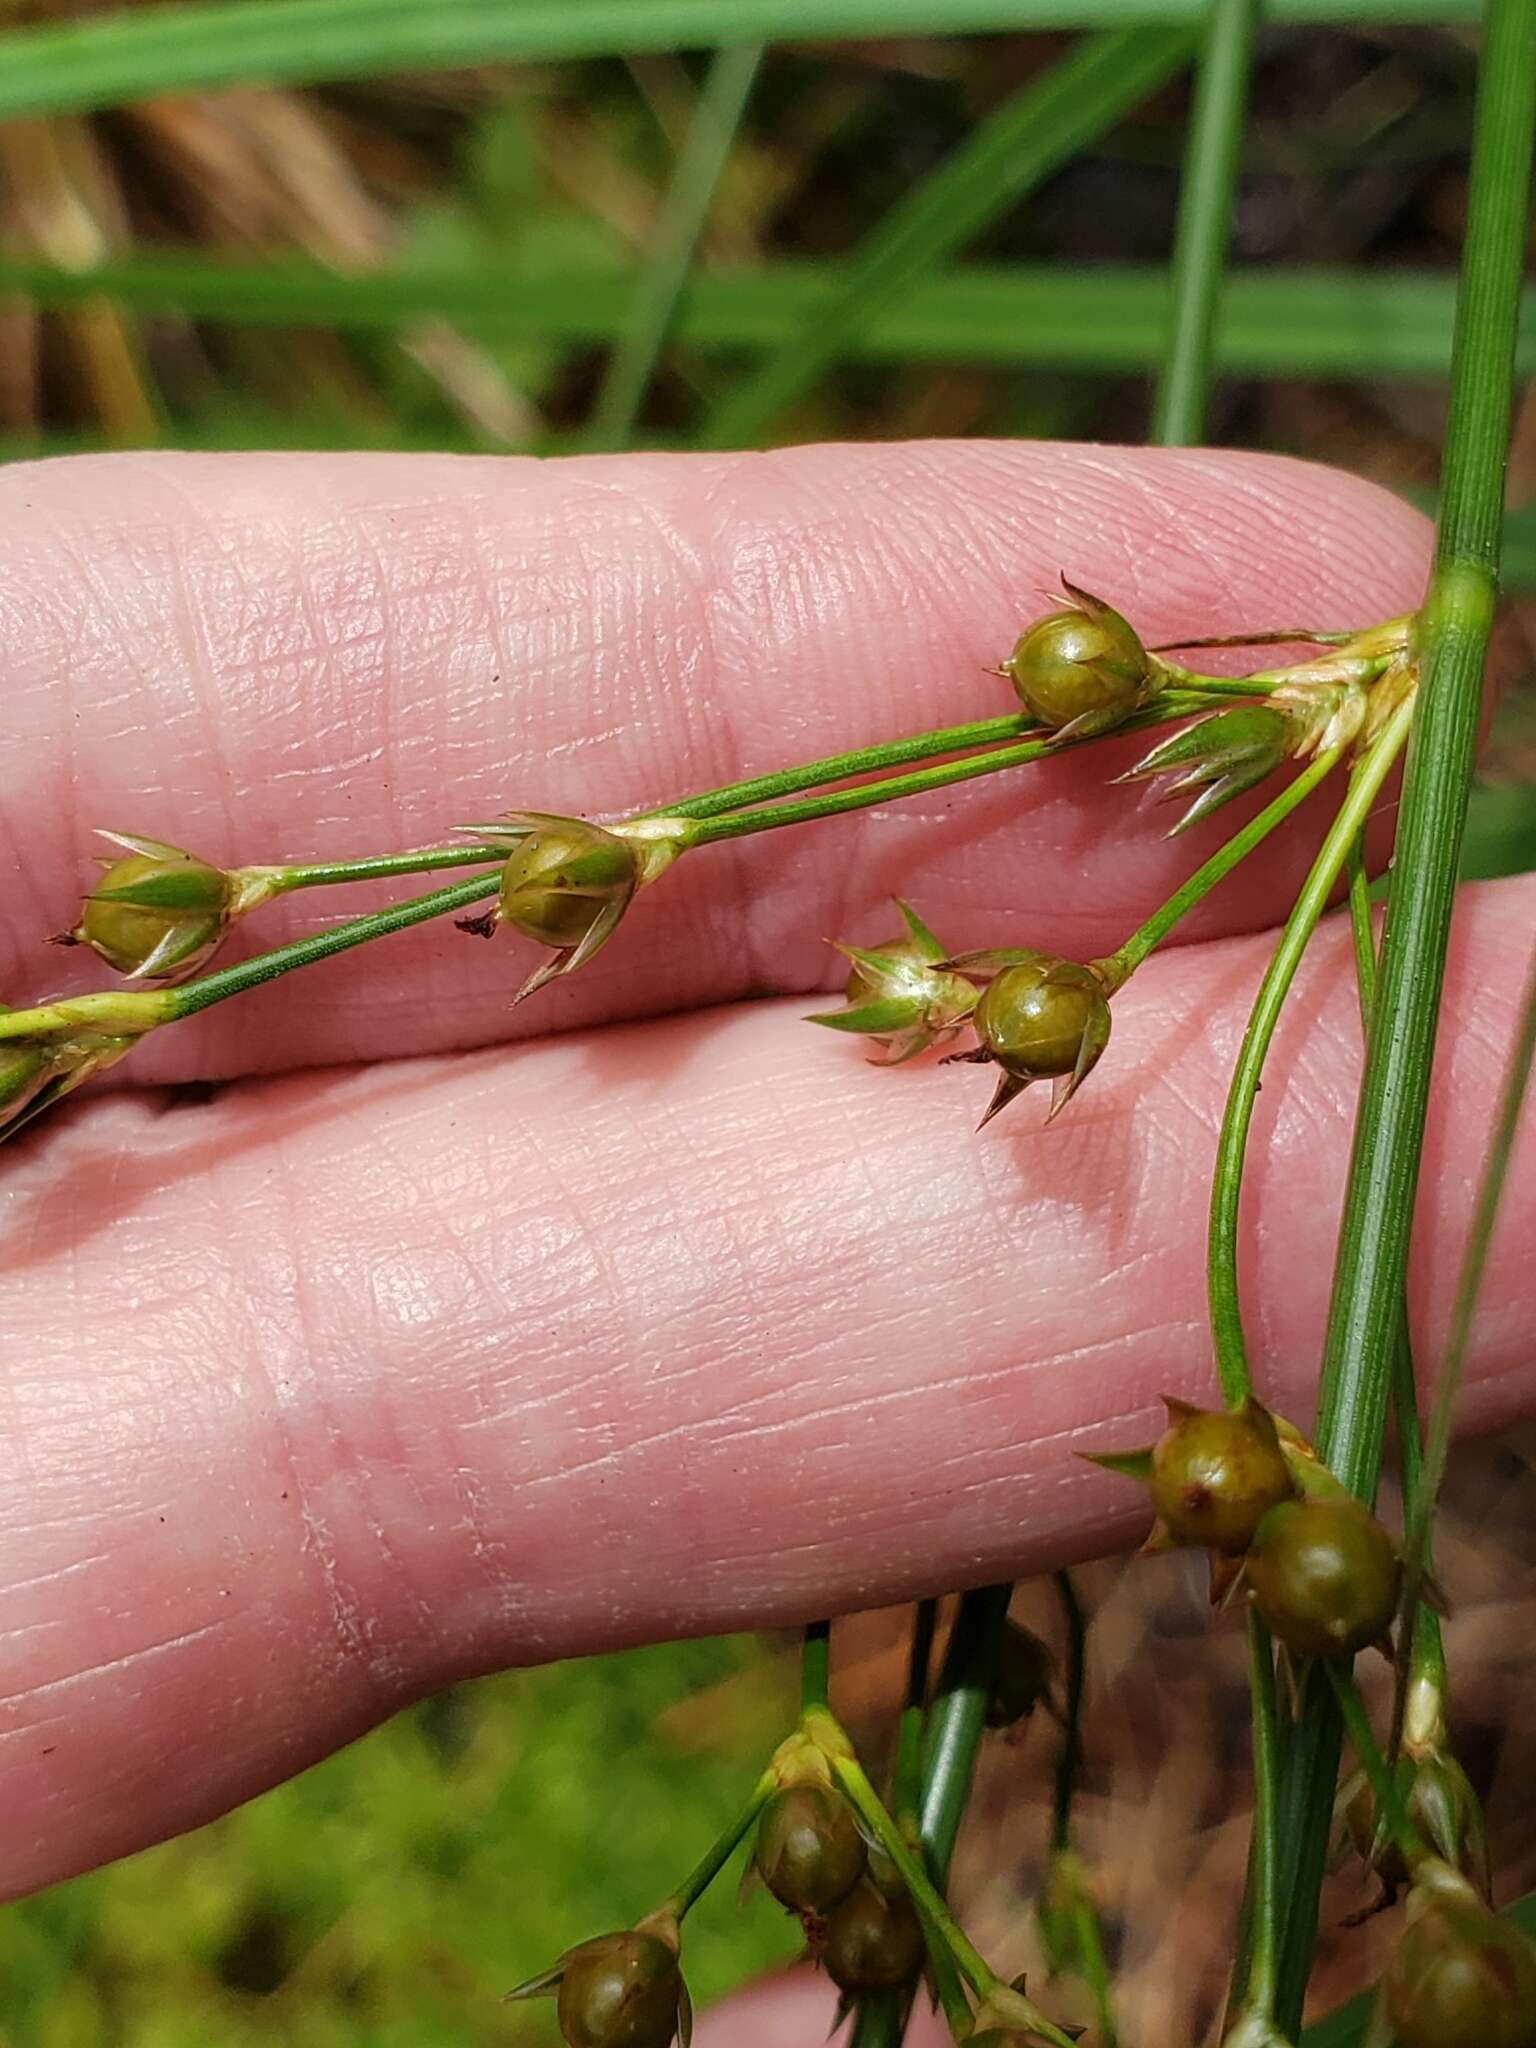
[
  {"x1": 0, "y1": 874, "x2": 1530, "y2": 1895},
  {"x1": 0, "y1": 442, "x2": 1432, "y2": 1082}
]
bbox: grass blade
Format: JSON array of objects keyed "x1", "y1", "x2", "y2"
[
  {"x1": 0, "y1": 0, "x2": 1485, "y2": 126},
  {"x1": 1151, "y1": 0, "x2": 1261, "y2": 444},
  {"x1": 1272, "y1": 0, "x2": 1536, "y2": 2024},
  {"x1": 697, "y1": 27, "x2": 1196, "y2": 448},
  {"x1": 586, "y1": 44, "x2": 762, "y2": 451},
  {"x1": 1, "y1": 258, "x2": 1528, "y2": 384}
]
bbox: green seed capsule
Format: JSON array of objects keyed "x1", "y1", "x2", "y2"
[
  {"x1": 820, "y1": 1880, "x2": 926, "y2": 1994},
  {"x1": 76, "y1": 846, "x2": 231, "y2": 981},
  {"x1": 555, "y1": 1932, "x2": 682, "y2": 2048},
  {"x1": 497, "y1": 820, "x2": 637, "y2": 951},
  {"x1": 1001, "y1": 585, "x2": 1151, "y2": 738},
  {"x1": 1244, "y1": 1498, "x2": 1400, "y2": 1660},
  {"x1": 974, "y1": 957, "x2": 1111, "y2": 1083},
  {"x1": 754, "y1": 1784, "x2": 866, "y2": 1915},
  {"x1": 1383, "y1": 1892, "x2": 1536, "y2": 2048},
  {"x1": 1147, "y1": 1398, "x2": 1294, "y2": 1555}
]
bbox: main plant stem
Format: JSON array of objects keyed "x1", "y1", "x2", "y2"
[{"x1": 1273, "y1": 0, "x2": 1536, "y2": 2021}]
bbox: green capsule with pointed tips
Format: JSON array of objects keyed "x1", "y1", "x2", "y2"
[
  {"x1": 1147, "y1": 1398, "x2": 1295, "y2": 1555},
  {"x1": 555, "y1": 1932, "x2": 684, "y2": 2048},
  {"x1": 74, "y1": 841, "x2": 231, "y2": 981},
  {"x1": 497, "y1": 820, "x2": 638, "y2": 952},
  {"x1": 971, "y1": 954, "x2": 1111, "y2": 1125},
  {"x1": 1000, "y1": 582, "x2": 1152, "y2": 739}
]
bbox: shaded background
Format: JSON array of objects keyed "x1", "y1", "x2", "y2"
[{"x1": 0, "y1": 11, "x2": 1532, "y2": 2045}]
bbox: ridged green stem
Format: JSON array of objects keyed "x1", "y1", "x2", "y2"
[
  {"x1": 663, "y1": 1770, "x2": 776, "y2": 1917},
  {"x1": 1274, "y1": 0, "x2": 1535, "y2": 2022},
  {"x1": 801, "y1": 1619, "x2": 831, "y2": 1714},
  {"x1": 834, "y1": 1746, "x2": 1080, "y2": 2048},
  {"x1": 1344, "y1": 843, "x2": 1448, "y2": 1753}
]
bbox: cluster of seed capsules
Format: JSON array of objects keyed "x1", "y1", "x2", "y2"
[
  {"x1": 505, "y1": 1646, "x2": 1066, "y2": 2048},
  {"x1": 504, "y1": 1785, "x2": 927, "y2": 2048},
  {"x1": 9, "y1": 580, "x2": 1402, "y2": 1144},
  {"x1": 1095, "y1": 1398, "x2": 1536, "y2": 2048}
]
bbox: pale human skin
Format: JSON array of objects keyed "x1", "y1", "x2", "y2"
[{"x1": 2, "y1": 443, "x2": 1533, "y2": 2041}]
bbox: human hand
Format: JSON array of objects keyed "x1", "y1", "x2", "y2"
[{"x1": 3, "y1": 442, "x2": 1532, "y2": 2039}]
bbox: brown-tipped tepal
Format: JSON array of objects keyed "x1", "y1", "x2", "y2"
[
  {"x1": 966, "y1": 952, "x2": 1111, "y2": 1126},
  {"x1": 1337, "y1": 1747, "x2": 1490, "y2": 1901},
  {"x1": 997, "y1": 580, "x2": 1156, "y2": 740},
  {"x1": 1117, "y1": 704, "x2": 1292, "y2": 836},
  {"x1": 1243, "y1": 1496, "x2": 1401, "y2": 1660},
  {"x1": 806, "y1": 900, "x2": 978, "y2": 1064},
  {"x1": 987, "y1": 1619, "x2": 1056, "y2": 1729},
  {"x1": 59, "y1": 834, "x2": 237, "y2": 982}
]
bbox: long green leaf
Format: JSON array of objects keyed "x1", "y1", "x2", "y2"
[
  {"x1": 1274, "y1": 0, "x2": 1536, "y2": 2025},
  {"x1": 698, "y1": 27, "x2": 1196, "y2": 448},
  {"x1": 2, "y1": 257, "x2": 1527, "y2": 381},
  {"x1": 586, "y1": 43, "x2": 762, "y2": 450},
  {"x1": 1151, "y1": 0, "x2": 1260, "y2": 444},
  {"x1": 0, "y1": 0, "x2": 1485, "y2": 125}
]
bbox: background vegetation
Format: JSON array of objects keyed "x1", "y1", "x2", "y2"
[{"x1": 0, "y1": 5, "x2": 1530, "y2": 2043}]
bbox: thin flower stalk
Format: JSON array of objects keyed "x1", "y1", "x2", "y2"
[{"x1": 1207, "y1": 698, "x2": 1414, "y2": 1408}]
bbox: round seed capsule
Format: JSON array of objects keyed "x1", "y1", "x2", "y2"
[
  {"x1": 1383, "y1": 1894, "x2": 1536, "y2": 2048},
  {"x1": 1002, "y1": 594, "x2": 1149, "y2": 734},
  {"x1": 754, "y1": 1784, "x2": 866, "y2": 1915},
  {"x1": 1244, "y1": 1498, "x2": 1400, "y2": 1660},
  {"x1": 974, "y1": 957, "x2": 1110, "y2": 1083},
  {"x1": 555, "y1": 1931, "x2": 682, "y2": 2048},
  {"x1": 820, "y1": 1880, "x2": 926, "y2": 1994},
  {"x1": 1148, "y1": 1400, "x2": 1294, "y2": 1555},
  {"x1": 78, "y1": 849, "x2": 230, "y2": 980},
  {"x1": 497, "y1": 821, "x2": 637, "y2": 950}
]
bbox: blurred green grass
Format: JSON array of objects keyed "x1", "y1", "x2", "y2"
[{"x1": 0, "y1": 1638, "x2": 800, "y2": 2047}]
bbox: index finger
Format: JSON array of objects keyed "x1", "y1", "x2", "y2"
[{"x1": 1, "y1": 442, "x2": 1430, "y2": 1082}]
